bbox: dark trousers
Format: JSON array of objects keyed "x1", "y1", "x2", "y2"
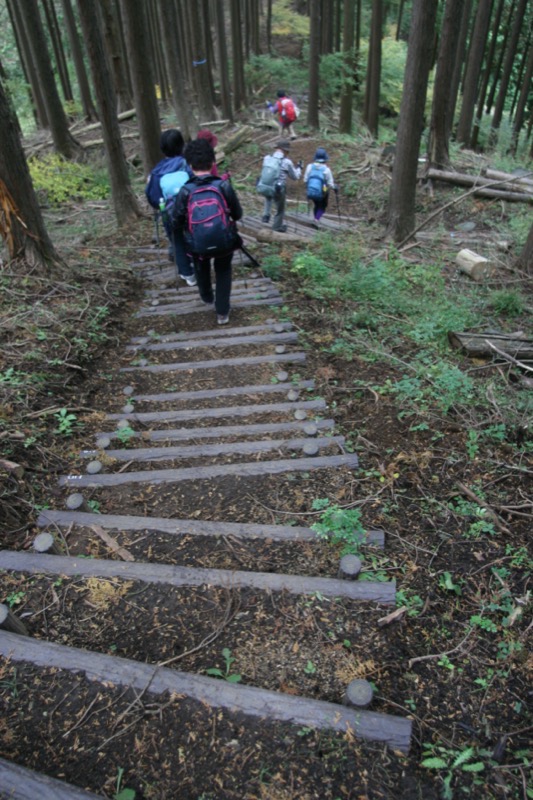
[
  {"x1": 194, "y1": 252, "x2": 233, "y2": 316},
  {"x1": 164, "y1": 222, "x2": 194, "y2": 278}
]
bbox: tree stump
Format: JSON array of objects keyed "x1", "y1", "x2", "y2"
[
  {"x1": 0, "y1": 604, "x2": 29, "y2": 636},
  {"x1": 294, "y1": 409, "x2": 307, "y2": 420},
  {"x1": 66, "y1": 493, "x2": 90, "y2": 512},
  {"x1": 456, "y1": 249, "x2": 495, "y2": 281},
  {"x1": 338, "y1": 554, "x2": 362, "y2": 580},
  {"x1": 302, "y1": 441, "x2": 319, "y2": 456},
  {"x1": 96, "y1": 436, "x2": 111, "y2": 450},
  {"x1": 344, "y1": 679, "x2": 374, "y2": 709},
  {"x1": 86, "y1": 460, "x2": 103, "y2": 474},
  {"x1": 33, "y1": 532, "x2": 60, "y2": 555}
]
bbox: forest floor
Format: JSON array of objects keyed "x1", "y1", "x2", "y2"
[{"x1": 0, "y1": 110, "x2": 532, "y2": 800}]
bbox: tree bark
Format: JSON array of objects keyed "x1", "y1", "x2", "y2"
[
  {"x1": 386, "y1": 0, "x2": 439, "y2": 242},
  {"x1": 427, "y1": 0, "x2": 463, "y2": 168},
  {"x1": 60, "y1": 0, "x2": 98, "y2": 121},
  {"x1": 118, "y1": 0, "x2": 161, "y2": 174},
  {"x1": 23, "y1": 0, "x2": 81, "y2": 157},
  {"x1": 485, "y1": 0, "x2": 516, "y2": 114},
  {"x1": 98, "y1": 0, "x2": 134, "y2": 114},
  {"x1": 76, "y1": 0, "x2": 142, "y2": 226},
  {"x1": 188, "y1": 0, "x2": 216, "y2": 121},
  {"x1": 515, "y1": 223, "x2": 533, "y2": 274},
  {"x1": 41, "y1": 0, "x2": 73, "y2": 103},
  {"x1": 214, "y1": 0, "x2": 233, "y2": 123},
  {"x1": 470, "y1": 0, "x2": 505, "y2": 149},
  {"x1": 456, "y1": 0, "x2": 492, "y2": 148},
  {"x1": 230, "y1": 0, "x2": 246, "y2": 110},
  {"x1": 158, "y1": 0, "x2": 196, "y2": 137},
  {"x1": 510, "y1": 38, "x2": 533, "y2": 155},
  {"x1": 339, "y1": 0, "x2": 355, "y2": 134},
  {"x1": 363, "y1": 0, "x2": 383, "y2": 138},
  {"x1": 0, "y1": 76, "x2": 64, "y2": 271},
  {"x1": 7, "y1": 0, "x2": 49, "y2": 127},
  {"x1": 307, "y1": 0, "x2": 320, "y2": 130},
  {"x1": 489, "y1": 0, "x2": 528, "y2": 145},
  {"x1": 446, "y1": 0, "x2": 472, "y2": 136}
]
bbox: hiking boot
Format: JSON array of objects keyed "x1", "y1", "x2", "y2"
[
  {"x1": 261, "y1": 215, "x2": 270, "y2": 223},
  {"x1": 202, "y1": 299, "x2": 214, "y2": 307},
  {"x1": 273, "y1": 225, "x2": 287, "y2": 233},
  {"x1": 217, "y1": 313, "x2": 230, "y2": 325}
]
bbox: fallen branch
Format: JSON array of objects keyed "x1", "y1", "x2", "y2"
[
  {"x1": 485, "y1": 340, "x2": 533, "y2": 374},
  {"x1": 408, "y1": 626, "x2": 474, "y2": 668},
  {"x1": 455, "y1": 481, "x2": 512, "y2": 535}
]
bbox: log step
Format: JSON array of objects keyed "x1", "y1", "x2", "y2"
[
  {"x1": 0, "y1": 550, "x2": 393, "y2": 604},
  {"x1": 106, "y1": 398, "x2": 325, "y2": 424},
  {"x1": 128, "y1": 379, "x2": 314, "y2": 404},
  {"x1": 81, "y1": 435, "x2": 345, "y2": 463},
  {"x1": 130, "y1": 321, "x2": 292, "y2": 343},
  {"x1": 120, "y1": 351, "x2": 306, "y2": 373},
  {"x1": 126, "y1": 331, "x2": 299, "y2": 353},
  {"x1": 136, "y1": 296, "x2": 282, "y2": 317},
  {"x1": 0, "y1": 633, "x2": 411, "y2": 752},
  {"x1": 97, "y1": 418, "x2": 335, "y2": 444},
  {"x1": 37, "y1": 510, "x2": 385, "y2": 547},
  {"x1": 0, "y1": 757, "x2": 104, "y2": 800},
  {"x1": 58, "y1": 453, "x2": 359, "y2": 488}
]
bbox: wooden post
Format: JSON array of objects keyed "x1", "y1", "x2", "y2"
[
  {"x1": 66, "y1": 492, "x2": 90, "y2": 512},
  {"x1": 33, "y1": 532, "x2": 60, "y2": 555},
  {"x1": 338, "y1": 554, "x2": 362, "y2": 580},
  {"x1": 344, "y1": 679, "x2": 374, "y2": 708},
  {"x1": 0, "y1": 603, "x2": 29, "y2": 635}
]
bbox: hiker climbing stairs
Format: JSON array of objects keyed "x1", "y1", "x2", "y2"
[{"x1": 0, "y1": 245, "x2": 412, "y2": 796}]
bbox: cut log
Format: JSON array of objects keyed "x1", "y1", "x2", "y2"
[
  {"x1": 428, "y1": 168, "x2": 533, "y2": 200},
  {"x1": 0, "y1": 603, "x2": 29, "y2": 635},
  {"x1": 33, "y1": 532, "x2": 60, "y2": 555},
  {"x1": 338, "y1": 554, "x2": 362, "y2": 580},
  {"x1": 456, "y1": 249, "x2": 495, "y2": 281},
  {"x1": 256, "y1": 229, "x2": 309, "y2": 244},
  {"x1": 448, "y1": 331, "x2": 533, "y2": 359},
  {"x1": 0, "y1": 757, "x2": 104, "y2": 799},
  {"x1": 484, "y1": 168, "x2": 533, "y2": 189},
  {"x1": 344, "y1": 679, "x2": 374, "y2": 709}
]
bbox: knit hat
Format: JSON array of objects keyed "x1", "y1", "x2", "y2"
[
  {"x1": 197, "y1": 129, "x2": 218, "y2": 148},
  {"x1": 277, "y1": 139, "x2": 291, "y2": 152},
  {"x1": 314, "y1": 148, "x2": 328, "y2": 162}
]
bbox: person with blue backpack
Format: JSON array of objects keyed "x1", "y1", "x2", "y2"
[
  {"x1": 304, "y1": 148, "x2": 337, "y2": 228},
  {"x1": 145, "y1": 129, "x2": 197, "y2": 286},
  {"x1": 171, "y1": 139, "x2": 243, "y2": 325}
]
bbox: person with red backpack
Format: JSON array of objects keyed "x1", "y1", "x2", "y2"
[
  {"x1": 171, "y1": 139, "x2": 243, "y2": 325},
  {"x1": 304, "y1": 148, "x2": 337, "y2": 227},
  {"x1": 266, "y1": 90, "x2": 299, "y2": 139}
]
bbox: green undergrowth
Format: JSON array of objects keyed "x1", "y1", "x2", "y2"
[{"x1": 29, "y1": 153, "x2": 111, "y2": 206}]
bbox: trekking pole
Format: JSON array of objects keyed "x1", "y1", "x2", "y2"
[
  {"x1": 239, "y1": 243, "x2": 261, "y2": 269},
  {"x1": 334, "y1": 187, "x2": 341, "y2": 226},
  {"x1": 153, "y1": 211, "x2": 162, "y2": 270}
]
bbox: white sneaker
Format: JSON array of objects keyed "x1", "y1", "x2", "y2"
[
  {"x1": 217, "y1": 314, "x2": 230, "y2": 325},
  {"x1": 179, "y1": 274, "x2": 197, "y2": 287}
]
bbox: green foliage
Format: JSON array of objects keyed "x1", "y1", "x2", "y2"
[
  {"x1": 245, "y1": 55, "x2": 307, "y2": 99},
  {"x1": 206, "y1": 648, "x2": 242, "y2": 683},
  {"x1": 421, "y1": 744, "x2": 485, "y2": 800},
  {"x1": 260, "y1": 254, "x2": 282, "y2": 281},
  {"x1": 116, "y1": 425, "x2": 136, "y2": 446},
  {"x1": 29, "y1": 154, "x2": 110, "y2": 206},
  {"x1": 311, "y1": 499, "x2": 365, "y2": 555},
  {"x1": 54, "y1": 408, "x2": 79, "y2": 436},
  {"x1": 114, "y1": 768, "x2": 136, "y2": 800},
  {"x1": 488, "y1": 290, "x2": 525, "y2": 317},
  {"x1": 290, "y1": 252, "x2": 334, "y2": 296}
]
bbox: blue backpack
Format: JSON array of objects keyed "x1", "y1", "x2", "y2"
[
  {"x1": 306, "y1": 164, "x2": 328, "y2": 202},
  {"x1": 145, "y1": 156, "x2": 188, "y2": 209}
]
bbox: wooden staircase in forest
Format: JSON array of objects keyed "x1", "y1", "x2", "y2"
[{"x1": 0, "y1": 248, "x2": 412, "y2": 798}]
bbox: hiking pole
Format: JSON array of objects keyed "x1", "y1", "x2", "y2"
[
  {"x1": 239, "y1": 243, "x2": 261, "y2": 269},
  {"x1": 153, "y1": 211, "x2": 162, "y2": 270},
  {"x1": 334, "y1": 187, "x2": 341, "y2": 226}
]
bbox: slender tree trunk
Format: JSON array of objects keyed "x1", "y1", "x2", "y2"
[
  {"x1": 364, "y1": 0, "x2": 383, "y2": 138},
  {"x1": 489, "y1": 0, "x2": 528, "y2": 145},
  {"x1": 118, "y1": 0, "x2": 161, "y2": 174},
  {"x1": 187, "y1": 0, "x2": 215, "y2": 121},
  {"x1": 214, "y1": 0, "x2": 234, "y2": 122},
  {"x1": 7, "y1": 0, "x2": 49, "y2": 127},
  {"x1": 386, "y1": 0, "x2": 439, "y2": 242},
  {"x1": 510, "y1": 38, "x2": 533, "y2": 155},
  {"x1": 456, "y1": 0, "x2": 492, "y2": 148},
  {"x1": 485, "y1": 0, "x2": 516, "y2": 113},
  {"x1": 428, "y1": 0, "x2": 464, "y2": 168},
  {"x1": 447, "y1": 0, "x2": 472, "y2": 136},
  {"x1": 148, "y1": 0, "x2": 169, "y2": 103},
  {"x1": 230, "y1": 0, "x2": 246, "y2": 110},
  {"x1": 515, "y1": 223, "x2": 533, "y2": 274},
  {"x1": 61, "y1": 0, "x2": 98, "y2": 121},
  {"x1": 41, "y1": 0, "x2": 73, "y2": 103},
  {"x1": 308, "y1": 0, "x2": 321, "y2": 130},
  {"x1": 396, "y1": 0, "x2": 404, "y2": 40},
  {"x1": 266, "y1": 0, "x2": 272, "y2": 53},
  {"x1": 98, "y1": 0, "x2": 134, "y2": 113},
  {"x1": 76, "y1": 1, "x2": 142, "y2": 226},
  {"x1": 470, "y1": 0, "x2": 505, "y2": 149},
  {"x1": 0, "y1": 77, "x2": 64, "y2": 270},
  {"x1": 339, "y1": 0, "x2": 355, "y2": 133},
  {"x1": 158, "y1": 0, "x2": 195, "y2": 137},
  {"x1": 23, "y1": 0, "x2": 81, "y2": 157}
]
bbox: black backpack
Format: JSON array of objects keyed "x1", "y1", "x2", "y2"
[{"x1": 185, "y1": 180, "x2": 240, "y2": 257}]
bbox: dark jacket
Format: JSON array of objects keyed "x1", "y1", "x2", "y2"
[{"x1": 171, "y1": 174, "x2": 243, "y2": 233}]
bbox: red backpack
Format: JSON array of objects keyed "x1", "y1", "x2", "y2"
[{"x1": 279, "y1": 97, "x2": 297, "y2": 124}]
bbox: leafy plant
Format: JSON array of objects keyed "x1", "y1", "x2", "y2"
[
  {"x1": 5, "y1": 591, "x2": 25, "y2": 607},
  {"x1": 29, "y1": 153, "x2": 110, "y2": 206},
  {"x1": 489, "y1": 289, "x2": 525, "y2": 317},
  {"x1": 311, "y1": 500, "x2": 366, "y2": 555},
  {"x1": 54, "y1": 408, "x2": 78, "y2": 436},
  {"x1": 116, "y1": 425, "x2": 136, "y2": 445},
  {"x1": 114, "y1": 767, "x2": 136, "y2": 800},
  {"x1": 206, "y1": 648, "x2": 242, "y2": 683},
  {"x1": 421, "y1": 744, "x2": 485, "y2": 800},
  {"x1": 304, "y1": 660, "x2": 317, "y2": 675}
]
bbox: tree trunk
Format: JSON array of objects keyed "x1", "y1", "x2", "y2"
[
  {"x1": 214, "y1": 0, "x2": 233, "y2": 123},
  {"x1": 41, "y1": 0, "x2": 73, "y2": 103},
  {"x1": 76, "y1": 0, "x2": 142, "y2": 226},
  {"x1": 386, "y1": 0, "x2": 439, "y2": 242},
  {"x1": 427, "y1": 0, "x2": 463, "y2": 168},
  {"x1": 510, "y1": 38, "x2": 533, "y2": 155},
  {"x1": 489, "y1": 0, "x2": 528, "y2": 145},
  {"x1": 230, "y1": 0, "x2": 246, "y2": 110},
  {"x1": 98, "y1": 0, "x2": 134, "y2": 114},
  {"x1": 189, "y1": 0, "x2": 215, "y2": 120},
  {"x1": 485, "y1": 0, "x2": 516, "y2": 114},
  {"x1": 158, "y1": 0, "x2": 196, "y2": 137},
  {"x1": 118, "y1": 0, "x2": 161, "y2": 174},
  {"x1": 516, "y1": 223, "x2": 533, "y2": 274},
  {"x1": 148, "y1": 0, "x2": 169, "y2": 103},
  {"x1": 0, "y1": 77, "x2": 64, "y2": 271},
  {"x1": 7, "y1": 0, "x2": 49, "y2": 127},
  {"x1": 339, "y1": 0, "x2": 355, "y2": 133},
  {"x1": 23, "y1": 0, "x2": 81, "y2": 157},
  {"x1": 60, "y1": 0, "x2": 98, "y2": 121},
  {"x1": 456, "y1": 0, "x2": 492, "y2": 148},
  {"x1": 446, "y1": 0, "x2": 472, "y2": 136},
  {"x1": 364, "y1": 0, "x2": 383, "y2": 138},
  {"x1": 307, "y1": 0, "x2": 320, "y2": 130},
  {"x1": 470, "y1": 0, "x2": 505, "y2": 150}
]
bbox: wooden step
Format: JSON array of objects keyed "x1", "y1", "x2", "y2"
[
  {"x1": 37, "y1": 510, "x2": 385, "y2": 548},
  {"x1": 0, "y1": 550, "x2": 393, "y2": 603},
  {"x1": 58, "y1": 453, "x2": 359, "y2": 489},
  {"x1": 0, "y1": 632, "x2": 411, "y2": 752},
  {"x1": 136, "y1": 296, "x2": 282, "y2": 317},
  {"x1": 0, "y1": 757, "x2": 104, "y2": 800},
  {"x1": 130, "y1": 321, "x2": 292, "y2": 344},
  {"x1": 97, "y1": 418, "x2": 335, "y2": 444},
  {"x1": 81, "y1": 435, "x2": 344, "y2": 463},
  {"x1": 120, "y1": 351, "x2": 306, "y2": 374},
  {"x1": 126, "y1": 331, "x2": 299, "y2": 353},
  {"x1": 128, "y1": 379, "x2": 314, "y2": 404},
  {"x1": 106, "y1": 398, "x2": 325, "y2": 424}
]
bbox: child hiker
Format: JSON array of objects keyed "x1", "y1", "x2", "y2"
[
  {"x1": 171, "y1": 139, "x2": 243, "y2": 326},
  {"x1": 266, "y1": 90, "x2": 299, "y2": 140},
  {"x1": 304, "y1": 148, "x2": 337, "y2": 227},
  {"x1": 257, "y1": 140, "x2": 302, "y2": 233}
]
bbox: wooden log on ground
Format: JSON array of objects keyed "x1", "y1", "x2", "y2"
[
  {"x1": 456, "y1": 249, "x2": 495, "y2": 281},
  {"x1": 448, "y1": 331, "x2": 533, "y2": 359},
  {"x1": 0, "y1": 757, "x2": 104, "y2": 799},
  {"x1": 428, "y1": 168, "x2": 533, "y2": 200},
  {"x1": 484, "y1": 168, "x2": 533, "y2": 189},
  {"x1": 256, "y1": 228, "x2": 309, "y2": 244},
  {"x1": 223, "y1": 126, "x2": 253, "y2": 154},
  {"x1": 0, "y1": 603, "x2": 29, "y2": 635}
]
